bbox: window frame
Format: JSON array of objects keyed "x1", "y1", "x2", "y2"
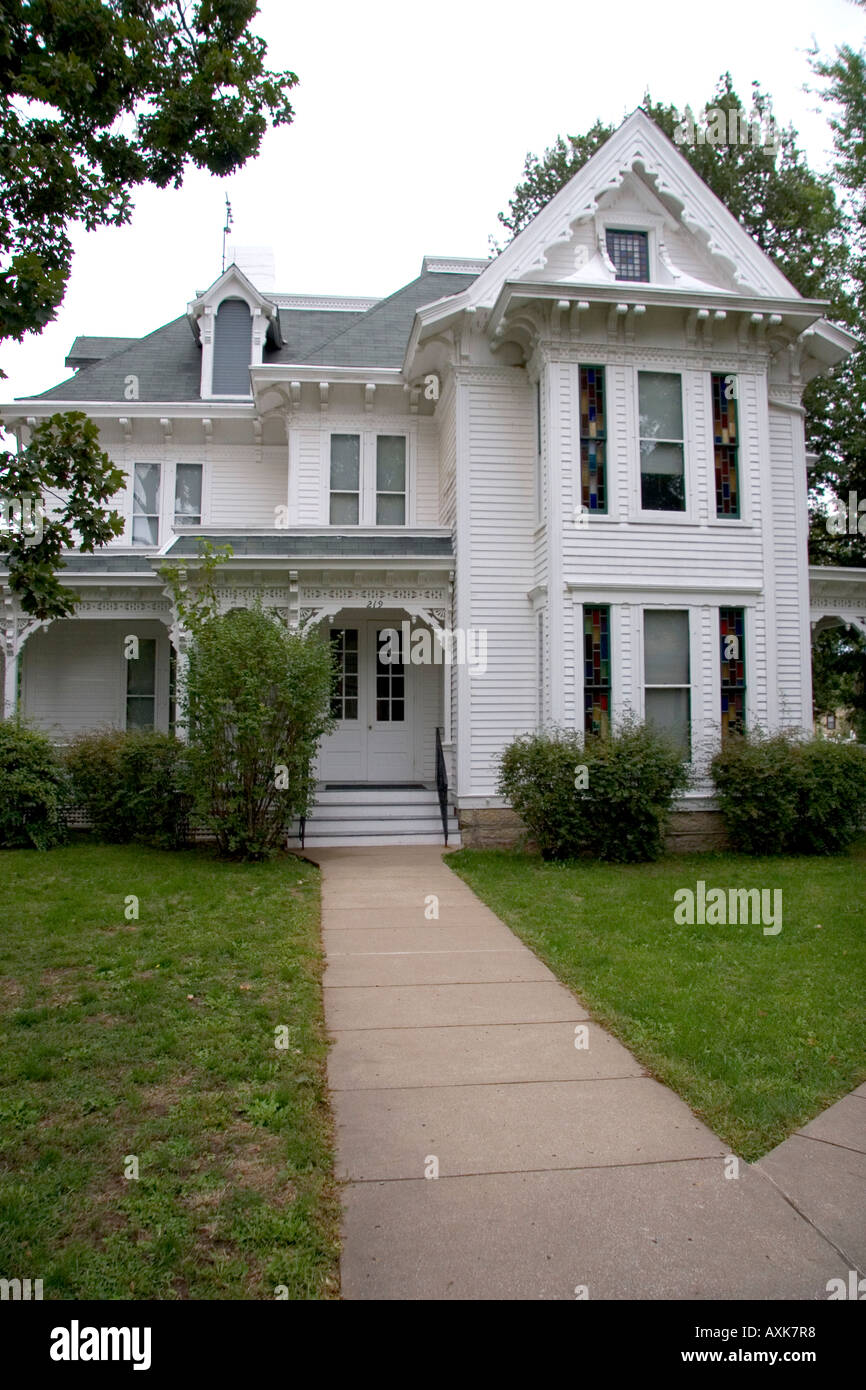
[
  {"x1": 719, "y1": 606, "x2": 747, "y2": 739},
  {"x1": 636, "y1": 370, "x2": 688, "y2": 517},
  {"x1": 173, "y1": 461, "x2": 204, "y2": 529},
  {"x1": 605, "y1": 227, "x2": 650, "y2": 282},
  {"x1": 131, "y1": 461, "x2": 161, "y2": 547},
  {"x1": 579, "y1": 364, "x2": 608, "y2": 515},
  {"x1": 125, "y1": 636, "x2": 158, "y2": 731},
  {"x1": 375, "y1": 435, "x2": 407, "y2": 527},
  {"x1": 325, "y1": 430, "x2": 412, "y2": 526},
  {"x1": 642, "y1": 607, "x2": 692, "y2": 757},
  {"x1": 582, "y1": 604, "x2": 611, "y2": 737}
]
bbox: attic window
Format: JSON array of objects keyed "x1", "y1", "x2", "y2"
[
  {"x1": 606, "y1": 229, "x2": 649, "y2": 281},
  {"x1": 212, "y1": 298, "x2": 252, "y2": 394}
]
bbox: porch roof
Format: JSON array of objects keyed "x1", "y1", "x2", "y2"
[{"x1": 163, "y1": 532, "x2": 454, "y2": 559}]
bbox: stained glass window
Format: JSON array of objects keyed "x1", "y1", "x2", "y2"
[
  {"x1": 580, "y1": 366, "x2": 607, "y2": 512},
  {"x1": 720, "y1": 607, "x2": 746, "y2": 738},
  {"x1": 711, "y1": 375, "x2": 739, "y2": 517},
  {"x1": 583, "y1": 605, "x2": 611, "y2": 737},
  {"x1": 606, "y1": 229, "x2": 649, "y2": 281}
]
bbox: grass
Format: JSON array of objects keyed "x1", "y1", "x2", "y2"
[
  {"x1": 0, "y1": 841, "x2": 339, "y2": 1299},
  {"x1": 447, "y1": 841, "x2": 866, "y2": 1161}
]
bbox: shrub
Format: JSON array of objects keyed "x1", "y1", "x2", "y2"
[
  {"x1": 498, "y1": 720, "x2": 690, "y2": 862},
  {"x1": 0, "y1": 720, "x2": 70, "y2": 849},
  {"x1": 183, "y1": 607, "x2": 334, "y2": 859},
  {"x1": 711, "y1": 731, "x2": 866, "y2": 855},
  {"x1": 65, "y1": 729, "x2": 188, "y2": 848}
]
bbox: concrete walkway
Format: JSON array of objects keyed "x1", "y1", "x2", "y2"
[{"x1": 310, "y1": 846, "x2": 864, "y2": 1300}]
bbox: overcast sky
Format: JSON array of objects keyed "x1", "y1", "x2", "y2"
[{"x1": 3, "y1": 0, "x2": 865, "y2": 405}]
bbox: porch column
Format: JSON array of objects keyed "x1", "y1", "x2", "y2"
[{"x1": 3, "y1": 643, "x2": 18, "y2": 719}]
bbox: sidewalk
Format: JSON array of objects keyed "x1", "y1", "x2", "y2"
[{"x1": 310, "y1": 846, "x2": 863, "y2": 1301}]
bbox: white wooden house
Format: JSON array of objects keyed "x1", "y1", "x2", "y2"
[{"x1": 3, "y1": 110, "x2": 865, "y2": 847}]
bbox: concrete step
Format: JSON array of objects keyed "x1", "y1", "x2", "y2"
[
  {"x1": 301, "y1": 816, "x2": 458, "y2": 837},
  {"x1": 301, "y1": 832, "x2": 462, "y2": 848}
]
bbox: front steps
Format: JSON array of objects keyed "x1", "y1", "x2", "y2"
[{"x1": 294, "y1": 785, "x2": 460, "y2": 848}]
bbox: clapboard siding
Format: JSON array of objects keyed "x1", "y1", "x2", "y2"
[
  {"x1": 21, "y1": 619, "x2": 171, "y2": 738},
  {"x1": 210, "y1": 447, "x2": 287, "y2": 526},
  {"x1": 415, "y1": 419, "x2": 439, "y2": 526},
  {"x1": 768, "y1": 405, "x2": 809, "y2": 726},
  {"x1": 466, "y1": 374, "x2": 536, "y2": 794}
]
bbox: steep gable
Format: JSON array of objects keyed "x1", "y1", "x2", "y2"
[{"x1": 467, "y1": 109, "x2": 800, "y2": 306}]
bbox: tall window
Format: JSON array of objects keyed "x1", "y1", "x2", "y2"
[
  {"x1": 606, "y1": 229, "x2": 649, "y2": 281},
  {"x1": 644, "y1": 609, "x2": 691, "y2": 754},
  {"x1": 329, "y1": 629, "x2": 359, "y2": 720},
  {"x1": 330, "y1": 435, "x2": 361, "y2": 524},
  {"x1": 579, "y1": 366, "x2": 607, "y2": 512},
  {"x1": 376, "y1": 436, "x2": 406, "y2": 525},
  {"x1": 126, "y1": 638, "x2": 157, "y2": 730},
  {"x1": 174, "y1": 463, "x2": 202, "y2": 527},
  {"x1": 375, "y1": 628, "x2": 405, "y2": 722},
  {"x1": 711, "y1": 374, "x2": 739, "y2": 517},
  {"x1": 132, "y1": 463, "x2": 160, "y2": 545},
  {"x1": 638, "y1": 372, "x2": 685, "y2": 511},
  {"x1": 720, "y1": 607, "x2": 746, "y2": 738},
  {"x1": 212, "y1": 298, "x2": 252, "y2": 395},
  {"x1": 583, "y1": 605, "x2": 611, "y2": 736}
]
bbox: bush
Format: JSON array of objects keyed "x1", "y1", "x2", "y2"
[
  {"x1": 711, "y1": 731, "x2": 866, "y2": 855},
  {"x1": 0, "y1": 720, "x2": 70, "y2": 849},
  {"x1": 65, "y1": 729, "x2": 188, "y2": 848},
  {"x1": 183, "y1": 607, "x2": 334, "y2": 859},
  {"x1": 498, "y1": 720, "x2": 690, "y2": 862}
]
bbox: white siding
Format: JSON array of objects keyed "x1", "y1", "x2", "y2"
[
  {"x1": 21, "y1": 619, "x2": 171, "y2": 739},
  {"x1": 463, "y1": 372, "x2": 537, "y2": 795}
]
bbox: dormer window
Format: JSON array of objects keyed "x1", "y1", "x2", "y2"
[
  {"x1": 212, "y1": 298, "x2": 252, "y2": 395},
  {"x1": 606, "y1": 229, "x2": 649, "y2": 281}
]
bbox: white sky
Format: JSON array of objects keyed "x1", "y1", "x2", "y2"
[{"x1": 3, "y1": 0, "x2": 864, "y2": 405}]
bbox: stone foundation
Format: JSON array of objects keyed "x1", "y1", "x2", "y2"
[{"x1": 457, "y1": 806, "x2": 729, "y2": 853}]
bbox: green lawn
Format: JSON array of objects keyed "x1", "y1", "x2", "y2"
[
  {"x1": 0, "y1": 842, "x2": 339, "y2": 1299},
  {"x1": 447, "y1": 842, "x2": 866, "y2": 1160}
]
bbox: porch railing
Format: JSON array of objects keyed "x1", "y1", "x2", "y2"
[{"x1": 435, "y1": 726, "x2": 449, "y2": 846}]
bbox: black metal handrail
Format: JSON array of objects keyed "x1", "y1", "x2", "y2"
[{"x1": 435, "y1": 726, "x2": 449, "y2": 846}]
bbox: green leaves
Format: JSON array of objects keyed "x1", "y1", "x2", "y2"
[
  {"x1": 0, "y1": 1, "x2": 297, "y2": 341},
  {"x1": 1, "y1": 413, "x2": 126, "y2": 619}
]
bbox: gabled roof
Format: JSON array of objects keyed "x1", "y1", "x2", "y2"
[{"x1": 465, "y1": 109, "x2": 800, "y2": 304}]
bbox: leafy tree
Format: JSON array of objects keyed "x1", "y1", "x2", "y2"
[
  {"x1": 807, "y1": 17, "x2": 866, "y2": 567},
  {"x1": 811, "y1": 625, "x2": 866, "y2": 739},
  {"x1": 1, "y1": 1, "x2": 297, "y2": 618}
]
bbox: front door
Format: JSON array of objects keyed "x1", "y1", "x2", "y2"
[
  {"x1": 366, "y1": 620, "x2": 414, "y2": 781},
  {"x1": 318, "y1": 619, "x2": 415, "y2": 783}
]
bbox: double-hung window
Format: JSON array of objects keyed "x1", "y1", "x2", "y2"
[
  {"x1": 329, "y1": 433, "x2": 408, "y2": 525},
  {"x1": 126, "y1": 638, "x2": 157, "y2": 730},
  {"x1": 174, "y1": 463, "x2": 203, "y2": 527},
  {"x1": 638, "y1": 372, "x2": 685, "y2": 512},
  {"x1": 644, "y1": 609, "x2": 691, "y2": 755},
  {"x1": 132, "y1": 463, "x2": 160, "y2": 545},
  {"x1": 375, "y1": 437, "x2": 406, "y2": 525},
  {"x1": 329, "y1": 435, "x2": 361, "y2": 524}
]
